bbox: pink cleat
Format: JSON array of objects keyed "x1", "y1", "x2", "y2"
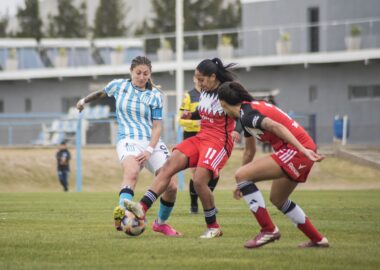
[
  {"x1": 152, "y1": 220, "x2": 183, "y2": 237},
  {"x1": 298, "y1": 237, "x2": 329, "y2": 248},
  {"x1": 244, "y1": 226, "x2": 281, "y2": 248}
]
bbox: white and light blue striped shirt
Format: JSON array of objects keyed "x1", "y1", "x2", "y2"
[{"x1": 104, "y1": 79, "x2": 163, "y2": 142}]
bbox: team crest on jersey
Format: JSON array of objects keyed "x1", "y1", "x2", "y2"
[
  {"x1": 139, "y1": 92, "x2": 152, "y2": 104},
  {"x1": 198, "y1": 92, "x2": 224, "y2": 116}
]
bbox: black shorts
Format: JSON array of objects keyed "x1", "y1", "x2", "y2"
[{"x1": 183, "y1": 131, "x2": 198, "y2": 140}]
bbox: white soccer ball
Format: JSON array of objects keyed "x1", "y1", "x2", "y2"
[{"x1": 121, "y1": 211, "x2": 146, "y2": 236}]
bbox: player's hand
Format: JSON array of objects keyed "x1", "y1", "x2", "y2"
[
  {"x1": 231, "y1": 131, "x2": 241, "y2": 143},
  {"x1": 233, "y1": 188, "x2": 242, "y2": 200},
  {"x1": 135, "y1": 151, "x2": 151, "y2": 165},
  {"x1": 76, "y1": 98, "x2": 85, "y2": 112},
  {"x1": 303, "y1": 148, "x2": 325, "y2": 162},
  {"x1": 181, "y1": 110, "x2": 192, "y2": 119}
]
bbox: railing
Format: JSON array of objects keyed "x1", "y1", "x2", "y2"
[
  {"x1": 0, "y1": 111, "x2": 179, "y2": 146},
  {"x1": 0, "y1": 17, "x2": 379, "y2": 71}
]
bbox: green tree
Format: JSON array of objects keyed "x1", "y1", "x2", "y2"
[
  {"x1": 0, "y1": 14, "x2": 9, "y2": 37},
  {"x1": 93, "y1": 0, "x2": 127, "y2": 38},
  {"x1": 136, "y1": 0, "x2": 241, "y2": 52},
  {"x1": 16, "y1": 0, "x2": 43, "y2": 41},
  {"x1": 47, "y1": 0, "x2": 88, "y2": 38}
]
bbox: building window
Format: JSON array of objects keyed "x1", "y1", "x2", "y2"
[
  {"x1": 373, "y1": 85, "x2": 380, "y2": 97},
  {"x1": 308, "y1": 7, "x2": 319, "y2": 52},
  {"x1": 62, "y1": 97, "x2": 81, "y2": 113},
  {"x1": 309, "y1": 85, "x2": 318, "y2": 102},
  {"x1": 349, "y1": 85, "x2": 380, "y2": 100},
  {"x1": 0, "y1": 100, "x2": 3, "y2": 113},
  {"x1": 25, "y1": 98, "x2": 32, "y2": 112}
]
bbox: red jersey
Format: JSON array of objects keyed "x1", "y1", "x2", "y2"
[
  {"x1": 240, "y1": 101, "x2": 316, "y2": 151},
  {"x1": 195, "y1": 89, "x2": 235, "y2": 152}
]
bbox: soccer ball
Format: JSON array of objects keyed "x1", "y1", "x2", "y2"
[{"x1": 121, "y1": 210, "x2": 146, "y2": 236}]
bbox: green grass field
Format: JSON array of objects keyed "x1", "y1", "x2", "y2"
[{"x1": 1, "y1": 190, "x2": 380, "y2": 270}]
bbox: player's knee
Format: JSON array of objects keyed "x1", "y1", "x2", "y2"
[
  {"x1": 269, "y1": 195, "x2": 284, "y2": 210},
  {"x1": 235, "y1": 168, "x2": 247, "y2": 183},
  {"x1": 166, "y1": 180, "x2": 178, "y2": 195},
  {"x1": 192, "y1": 178, "x2": 205, "y2": 193},
  {"x1": 123, "y1": 169, "x2": 139, "y2": 182}
]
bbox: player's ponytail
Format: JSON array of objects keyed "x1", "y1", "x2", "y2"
[
  {"x1": 196, "y1": 58, "x2": 236, "y2": 83},
  {"x1": 218, "y1": 81, "x2": 254, "y2": 105},
  {"x1": 211, "y1": 58, "x2": 236, "y2": 83}
]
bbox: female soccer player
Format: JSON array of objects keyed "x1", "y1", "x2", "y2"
[
  {"x1": 217, "y1": 81, "x2": 329, "y2": 248},
  {"x1": 76, "y1": 56, "x2": 181, "y2": 236},
  {"x1": 125, "y1": 58, "x2": 237, "y2": 238}
]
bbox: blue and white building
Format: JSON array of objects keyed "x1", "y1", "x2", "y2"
[{"x1": 0, "y1": 0, "x2": 379, "y2": 146}]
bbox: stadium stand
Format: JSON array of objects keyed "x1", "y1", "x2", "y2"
[{"x1": 33, "y1": 105, "x2": 111, "y2": 146}]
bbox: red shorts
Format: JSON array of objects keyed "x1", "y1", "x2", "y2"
[
  {"x1": 271, "y1": 145, "x2": 314, "y2": 183},
  {"x1": 175, "y1": 136, "x2": 232, "y2": 178}
]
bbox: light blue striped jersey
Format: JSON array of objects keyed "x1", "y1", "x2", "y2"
[{"x1": 104, "y1": 79, "x2": 163, "y2": 142}]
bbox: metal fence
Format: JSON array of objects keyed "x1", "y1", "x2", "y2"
[
  {"x1": 0, "y1": 112, "x2": 179, "y2": 147},
  {"x1": 1, "y1": 17, "x2": 379, "y2": 72}
]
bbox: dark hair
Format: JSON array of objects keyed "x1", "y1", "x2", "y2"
[
  {"x1": 60, "y1": 140, "x2": 67, "y2": 145},
  {"x1": 218, "y1": 81, "x2": 254, "y2": 105},
  {"x1": 130, "y1": 56, "x2": 154, "y2": 90},
  {"x1": 196, "y1": 58, "x2": 236, "y2": 83}
]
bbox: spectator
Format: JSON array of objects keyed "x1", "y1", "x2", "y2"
[{"x1": 56, "y1": 140, "x2": 70, "y2": 192}]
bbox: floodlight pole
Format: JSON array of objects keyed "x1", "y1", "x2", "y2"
[{"x1": 176, "y1": 0, "x2": 185, "y2": 191}]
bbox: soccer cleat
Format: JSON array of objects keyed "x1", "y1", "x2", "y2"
[
  {"x1": 189, "y1": 206, "x2": 198, "y2": 214},
  {"x1": 152, "y1": 220, "x2": 183, "y2": 237},
  {"x1": 200, "y1": 227, "x2": 223, "y2": 239},
  {"x1": 113, "y1": 206, "x2": 125, "y2": 231},
  {"x1": 123, "y1": 199, "x2": 145, "y2": 219},
  {"x1": 298, "y1": 237, "x2": 329, "y2": 248},
  {"x1": 244, "y1": 226, "x2": 281, "y2": 248}
]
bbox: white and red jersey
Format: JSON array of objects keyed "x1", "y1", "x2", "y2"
[
  {"x1": 195, "y1": 89, "x2": 235, "y2": 152},
  {"x1": 240, "y1": 101, "x2": 316, "y2": 151}
]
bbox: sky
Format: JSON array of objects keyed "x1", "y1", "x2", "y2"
[{"x1": 0, "y1": 0, "x2": 25, "y2": 16}]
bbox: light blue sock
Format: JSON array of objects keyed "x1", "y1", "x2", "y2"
[
  {"x1": 119, "y1": 193, "x2": 133, "y2": 207},
  {"x1": 157, "y1": 199, "x2": 174, "y2": 224}
]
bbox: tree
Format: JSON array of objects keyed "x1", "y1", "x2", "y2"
[
  {"x1": 0, "y1": 14, "x2": 9, "y2": 37},
  {"x1": 47, "y1": 0, "x2": 88, "y2": 38},
  {"x1": 135, "y1": 0, "x2": 241, "y2": 51},
  {"x1": 16, "y1": 0, "x2": 43, "y2": 41},
  {"x1": 93, "y1": 0, "x2": 127, "y2": 38}
]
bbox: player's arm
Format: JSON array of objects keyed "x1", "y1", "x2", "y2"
[
  {"x1": 178, "y1": 93, "x2": 196, "y2": 129},
  {"x1": 76, "y1": 90, "x2": 107, "y2": 112},
  {"x1": 242, "y1": 135, "x2": 256, "y2": 165},
  {"x1": 149, "y1": 119, "x2": 162, "y2": 149},
  {"x1": 231, "y1": 119, "x2": 243, "y2": 143},
  {"x1": 181, "y1": 107, "x2": 201, "y2": 120},
  {"x1": 261, "y1": 118, "x2": 324, "y2": 162}
]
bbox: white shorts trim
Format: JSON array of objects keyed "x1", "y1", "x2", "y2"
[{"x1": 116, "y1": 138, "x2": 170, "y2": 174}]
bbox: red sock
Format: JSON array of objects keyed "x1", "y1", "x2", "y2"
[
  {"x1": 207, "y1": 222, "x2": 220, "y2": 229},
  {"x1": 140, "y1": 202, "x2": 149, "y2": 213},
  {"x1": 297, "y1": 217, "x2": 323, "y2": 242},
  {"x1": 253, "y1": 207, "x2": 276, "y2": 232}
]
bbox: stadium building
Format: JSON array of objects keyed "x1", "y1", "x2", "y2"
[{"x1": 0, "y1": 0, "x2": 379, "y2": 146}]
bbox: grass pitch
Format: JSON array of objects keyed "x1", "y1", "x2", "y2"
[{"x1": 1, "y1": 190, "x2": 379, "y2": 270}]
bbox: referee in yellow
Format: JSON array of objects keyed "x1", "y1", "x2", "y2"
[{"x1": 178, "y1": 76, "x2": 219, "y2": 214}]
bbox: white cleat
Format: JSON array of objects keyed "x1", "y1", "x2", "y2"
[
  {"x1": 123, "y1": 199, "x2": 145, "y2": 219},
  {"x1": 200, "y1": 227, "x2": 223, "y2": 239}
]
